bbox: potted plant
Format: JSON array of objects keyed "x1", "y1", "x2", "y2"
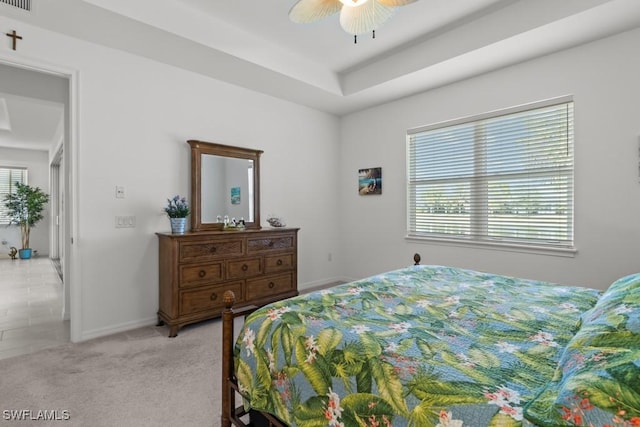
[
  {"x1": 3, "y1": 182, "x2": 50, "y2": 259},
  {"x1": 164, "y1": 195, "x2": 190, "y2": 234}
]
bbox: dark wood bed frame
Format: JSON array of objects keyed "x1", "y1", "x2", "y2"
[{"x1": 220, "y1": 254, "x2": 422, "y2": 427}]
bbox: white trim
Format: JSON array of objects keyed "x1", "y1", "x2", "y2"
[
  {"x1": 299, "y1": 278, "x2": 350, "y2": 293},
  {"x1": 406, "y1": 235, "x2": 577, "y2": 258},
  {"x1": 68, "y1": 66, "x2": 80, "y2": 344},
  {"x1": 407, "y1": 95, "x2": 574, "y2": 136},
  {"x1": 79, "y1": 317, "x2": 158, "y2": 342},
  {"x1": 298, "y1": 276, "x2": 351, "y2": 292}
]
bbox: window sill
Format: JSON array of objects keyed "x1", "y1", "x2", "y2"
[{"x1": 405, "y1": 235, "x2": 577, "y2": 258}]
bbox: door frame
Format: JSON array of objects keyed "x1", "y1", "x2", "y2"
[{"x1": 0, "y1": 53, "x2": 81, "y2": 342}]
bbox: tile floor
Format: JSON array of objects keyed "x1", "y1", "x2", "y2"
[{"x1": 0, "y1": 257, "x2": 69, "y2": 360}]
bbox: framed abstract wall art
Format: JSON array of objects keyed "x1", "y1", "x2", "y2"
[
  {"x1": 231, "y1": 187, "x2": 241, "y2": 204},
  {"x1": 358, "y1": 167, "x2": 382, "y2": 195}
]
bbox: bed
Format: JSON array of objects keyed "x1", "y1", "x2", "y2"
[{"x1": 220, "y1": 255, "x2": 640, "y2": 427}]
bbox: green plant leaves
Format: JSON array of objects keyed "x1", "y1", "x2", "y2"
[
  {"x1": 341, "y1": 394, "x2": 394, "y2": 426},
  {"x1": 368, "y1": 357, "x2": 409, "y2": 415},
  {"x1": 2, "y1": 182, "x2": 49, "y2": 248},
  {"x1": 293, "y1": 397, "x2": 330, "y2": 427},
  {"x1": 295, "y1": 337, "x2": 332, "y2": 396},
  {"x1": 566, "y1": 371, "x2": 640, "y2": 418},
  {"x1": 317, "y1": 328, "x2": 342, "y2": 356}
]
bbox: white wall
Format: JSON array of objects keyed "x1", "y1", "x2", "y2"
[
  {"x1": 339, "y1": 27, "x2": 640, "y2": 290},
  {"x1": 0, "y1": 15, "x2": 342, "y2": 340},
  {"x1": 0, "y1": 146, "x2": 50, "y2": 257}
]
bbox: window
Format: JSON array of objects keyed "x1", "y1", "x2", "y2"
[
  {"x1": 407, "y1": 97, "x2": 574, "y2": 252},
  {"x1": 0, "y1": 167, "x2": 27, "y2": 224}
]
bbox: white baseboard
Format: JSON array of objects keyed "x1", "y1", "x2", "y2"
[
  {"x1": 77, "y1": 278, "x2": 357, "y2": 342},
  {"x1": 79, "y1": 316, "x2": 158, "y2": 342},
  {"x1": 299, "y1": 276, "x2": 353, "y2": 293},
  {"x1": 0, "y1": 252, "x2": 49, "y2": 260}
]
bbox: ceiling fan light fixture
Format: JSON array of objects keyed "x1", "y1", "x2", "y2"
[
  {"x1": 339, "y1": 0, "x2": 370, "y2": 7},
  {"x1": 340, "y1": 0, "x2": 394, "y2": 35},
  {"x1": 289, "y1": 0, "x2": 419, "y2": 42}
]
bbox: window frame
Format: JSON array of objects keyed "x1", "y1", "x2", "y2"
[
  {"x1": 406, "y1": 96, "x2": 576, "y2": 257},
  {"x1": 0, "y1": 166, "x2": 28, "y2": 225}
]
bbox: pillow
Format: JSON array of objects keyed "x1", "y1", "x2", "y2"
[{"x1": 524, "y1": 273, "x2": 640, "y2": 427}]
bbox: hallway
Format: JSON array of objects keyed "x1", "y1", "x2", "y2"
[{"x1": 0, "y1": 257, "x2": 68, "y2": 360}]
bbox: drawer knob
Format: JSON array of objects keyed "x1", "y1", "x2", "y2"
[
  {"x1": 268, "y1": 241, "x2": 274, "y2": 247},
  {"x1": 276, "y1": 259, "x2": 283, "y2": 266},
  {"x1": 268, "y1": 282, "x2": 275, "y2": 289},
  {"x1": 209, "y1": 246, "x2": 217, "y2": 253},
  {"x1": 198, "y1": 270, "x2": 206, "y2": 278},
  {"x1": 241, "y1": 264, "x2": 249, "y2": 272},
  {"x1": 210, "y1": 293, "x2": 218, "y2": 301}
]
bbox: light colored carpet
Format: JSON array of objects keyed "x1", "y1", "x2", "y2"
[{"x1": 0, "y1": 319, "x2": 226, "y2": 427}]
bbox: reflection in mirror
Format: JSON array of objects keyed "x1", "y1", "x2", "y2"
[
  {"x1": 189, "y1": 140, "x2": 262, "y2": 231},
  {"x1": 201, "y1": 155, "x2": 254, "y2": 223}
]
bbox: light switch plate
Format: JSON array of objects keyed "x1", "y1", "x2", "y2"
[{"x1": 115, "y1": 215, "x2": 136, "y2": 228}]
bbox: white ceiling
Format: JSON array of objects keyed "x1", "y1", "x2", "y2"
[
  {"x1": 2, "y1": 0, "x2": 640, "y2": 151},
  {"x1": 0, "y1": 61, "x2": 67, "y2": 152},
  {"x1": 0, "y1": 93, "x2": 63, "y2": 151}
]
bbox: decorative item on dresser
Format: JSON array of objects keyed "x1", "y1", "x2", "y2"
[
  {"x1": 157, "y1": 227, "x2": 299, "y2": 337},
  {"x1": 164, "y1": 195, "x2": 190, "y2": 234}
]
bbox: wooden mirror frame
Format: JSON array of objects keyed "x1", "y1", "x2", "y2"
[{"x1": 188, "y1": 140, "x2": 263, "y2": 231}]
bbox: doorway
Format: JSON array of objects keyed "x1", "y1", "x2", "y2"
[{"x1": 0, "y1": 57, "x2": 78, "y2": 349}]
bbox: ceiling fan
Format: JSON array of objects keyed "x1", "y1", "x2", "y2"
[{"x1": 289, "y1": 0, "x2": 419, "y2": 43}]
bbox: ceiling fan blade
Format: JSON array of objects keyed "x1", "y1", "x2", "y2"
[
  {"x1": 377, "y1": 0, "x2": 418, "y2": 6},
  {"x1": 289, "y1": 0, "x2": 342, "y2": 23},
  {"x1": 340, "y1": 0, "x2": 395, "y2": 35}
]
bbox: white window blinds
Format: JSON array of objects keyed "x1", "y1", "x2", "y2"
[
  {"x1": 407, "y1": 97, "x2": 574, "y2": 250},
  {"x1": 0, "y1": 167, "x2": 27, "y2": 224}
]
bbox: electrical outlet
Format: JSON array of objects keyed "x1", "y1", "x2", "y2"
[{"x1": 116, "y1": 186, "x2": 125, "y2": 198}]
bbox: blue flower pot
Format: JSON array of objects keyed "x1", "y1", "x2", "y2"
[{"x1": 18, "y1": 248, "x2": 32, "y2": 259}]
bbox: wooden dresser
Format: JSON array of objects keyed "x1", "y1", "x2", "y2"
[{"x1": 157, "y1": 228, "x2": 299, "y2": 337}]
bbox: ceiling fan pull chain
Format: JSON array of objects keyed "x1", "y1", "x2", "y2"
[
  {"x1": 373, "y1": 30, "x2": 375, "y2": 39},
  {"x1": 354, "y1": 34, "x2": 357, "y2": 44}
]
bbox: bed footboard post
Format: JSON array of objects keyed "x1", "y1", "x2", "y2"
[{"x1": 221, "y1": 290, "x2": 236, "y2": 427}]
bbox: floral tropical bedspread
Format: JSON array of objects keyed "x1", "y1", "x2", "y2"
[{"x1": 234, "y1": 265, "x2": 602, "y2": 427}]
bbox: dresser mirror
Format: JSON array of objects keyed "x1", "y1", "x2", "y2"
[{"x1": 188, "y1": 140, "x2": 262, "y2": 231}]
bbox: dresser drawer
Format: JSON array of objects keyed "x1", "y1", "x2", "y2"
[
  {"x1": 246, "y1": 273, "x2": 294, "y2": 301},
  {"x1": 227, "y1": 258, "x2": 262, "y2": 279},
  {"x1": 179, "y1": 239, "x2": 243, "y2": 263},
  {"x1": 247, "y1": 235, "x2": 294, "y2": 253},
  {"x1": 179, "y1": 263, "x2": 224, "y2": 288},
  {"x1": 180, "y1": 281, "x2": 244, "y2": 316},
  {"x1": 264, "y1": 253, "x2": 293, "y2": 274},
  {"x1": 158, "y1": 228, "x2": 298, "y2": 337}
]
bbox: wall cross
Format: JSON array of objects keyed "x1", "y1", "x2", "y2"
[{"x1": 6, "y1": 30, "x2": 22, "y2": 51}]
